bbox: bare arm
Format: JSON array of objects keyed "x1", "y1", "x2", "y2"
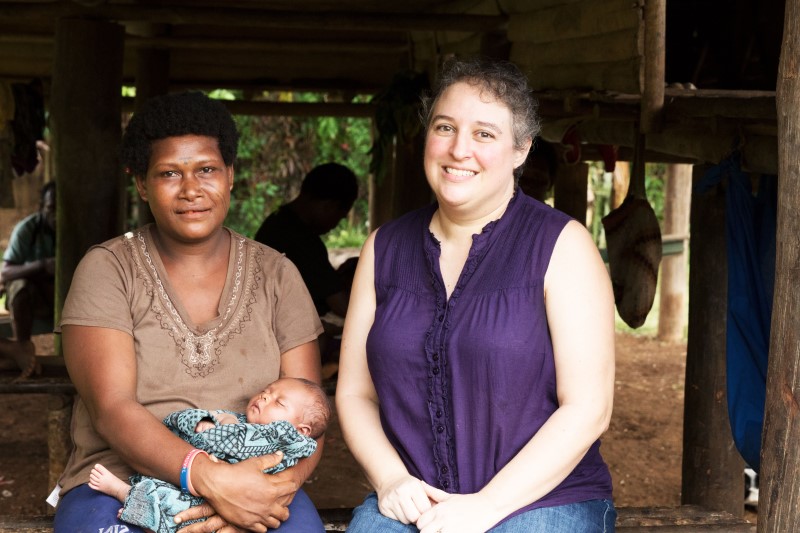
[
  {"x1": 62, "y1": 325, "x2": 194, "y2": 484},
  {"x1": 417, "y1": 220, "x2": 616, "y2": 532},
  {"x1": 336, "y1": 231, "x2": 433, "y2": 524},
  {"x1": 1, "y1": 258, "x2": 55, "y2": 284}
]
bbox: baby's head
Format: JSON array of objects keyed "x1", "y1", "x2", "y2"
[{"x1": 245, "y1": 377, "x2": 331, "y2": 439}]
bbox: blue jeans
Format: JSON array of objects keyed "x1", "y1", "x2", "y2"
[
  {"x1": 55, "y1": 483, "x2": 325, "y2": 533},
  {"x1": 347, "y1": 492, "x2": 616, "y2": 533}
]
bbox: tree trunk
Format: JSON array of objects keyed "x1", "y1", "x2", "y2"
[
  {"x1": 758, "y1": 0, "x2": 800, "y2": 529},
  {"x1": 657, "y1": 164, "x2": 691, "y2": 342}
]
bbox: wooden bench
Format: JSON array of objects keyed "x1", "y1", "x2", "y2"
[
  {"x1": 0, "y1": 505, "x2": 756, "y2": 532},
  {"x1": 0, "y1": 369, "x2": 755, "y2": 532}
]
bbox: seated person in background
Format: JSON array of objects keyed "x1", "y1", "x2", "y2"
[
  {"x1": 254, "y1": 163, "x2": 359, "y2": 372},
  {"x1": 0, "y1": 180, "x2": 56, "y2": 379},
  {"x1": 254, "y1": 163, "x2": 358, "y2": 321},
  {"x1": 89, "y1": 377, "x2": 331, "y2": 533}
]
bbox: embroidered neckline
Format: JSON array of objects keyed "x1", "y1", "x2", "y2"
[{"x1": 125, "y1": 228, "x2": 252, "y2": 377}]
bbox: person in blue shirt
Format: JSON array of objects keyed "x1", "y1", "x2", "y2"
[{"x1": 0, "y1": 180, "x2": 55, "y2": 379}]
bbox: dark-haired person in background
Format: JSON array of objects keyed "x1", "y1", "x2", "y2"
[
  {"x1": 0, "y1": 180, "x2": 55, "y2": 379},
  {"x1": 255, "y1": 163, "x2": 358, "y2": 321}
]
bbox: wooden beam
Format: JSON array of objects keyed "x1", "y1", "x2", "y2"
[
  {"x1": 51, "y1": 18, "x2": 126, "y2": 336},
  {"x1": 121, "y1": 97, "x2": 374, "y2": 118},
  {"x1": 0, "y1": 33, "x2": 410, "y2": 54},
  {"x1": 0, "y1": 4, "x2": 507, "y2": 33},
  {"x1": 521, "y1": 57, "x2": 642, "y2": 93},
  {"x1": 641, "y1": 0, "x2": 665, "y2": 133},
  {"x1": 760, "y1": 0, "x2": 800, "y2": 529}
]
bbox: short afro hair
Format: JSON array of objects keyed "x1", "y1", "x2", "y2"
[{"x1": 121, "y1": 91, "x2": 239, "y2": 177}]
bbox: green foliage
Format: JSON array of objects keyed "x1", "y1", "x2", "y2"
[
  {"x1": 225, "y1": 180, "x2": 282, "y2": 238},
  {"x1": 324, "y1": 218, "x2": 370, "y2": 249},
  {"x1": 223, "y1": 91, "x2": 372, "y2": 246}
]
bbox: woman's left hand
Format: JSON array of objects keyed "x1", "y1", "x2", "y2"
[{"x1": 415, "y1": 482, "x2": 501, "y2": 533}]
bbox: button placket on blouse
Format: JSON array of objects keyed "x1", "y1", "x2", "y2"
[{"x1": 428, "y1": 274, "x2": 456, "y2": 490}]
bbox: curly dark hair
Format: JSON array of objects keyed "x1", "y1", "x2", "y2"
[
  {"x1": 121, "y1": 91, "x2": 239, "y2": 177},
  {"x1": 420, "y1": 56, "x2": 539, "y2": 178}
]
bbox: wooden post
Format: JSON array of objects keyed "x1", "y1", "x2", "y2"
[
  {"x1": 553, "y1": 162, "x2": 589, "y2": 225},
  {"x1": 369, "y1": 132, "x2": 430, "y2": 228},
  {"x1": 393, "y1": 133, "x2": 431, "y2": 218},
  {"x1": 50, "y1": 18, "x2": 125, "y2": 337},
  {"x1": 612, "y1": 160, "x2": 630, "y2": 208},
  {"x1": 369, "y1": 135, "x2": 396, "y2": 229},
  {"x1": 657, "y1": 164, "x2": 692, "y2": 342},
  {"x1": 759, "y1": 0, "x2": 800, "y2": 529},
  {"x1": 641, "y1": 0, "x2": 666, "y2": 133},
  {"x1": 682, "y1": 165, "x2": 744, "y2": 516},
  {"x1": 132, "y1": 24, "x2": 171, "y2": 227}
]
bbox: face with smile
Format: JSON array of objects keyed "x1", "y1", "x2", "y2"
[
  {"x1": 245, "y1": 378, "x2": 313, "y2": 436},
  {"x1": 136, "y1": 134, "x2": 233, "y2": 245},
  {"x1": 424, "y1": 81, "x2": 531, "y2": 215}
]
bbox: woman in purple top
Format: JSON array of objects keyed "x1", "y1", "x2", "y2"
[{"x1": 336, "y1": 56, "x2": 616, "y2": 532}]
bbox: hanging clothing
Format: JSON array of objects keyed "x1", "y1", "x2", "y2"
[{"x1": 696, "y1": 156, "x2": 776, "y2": 472}]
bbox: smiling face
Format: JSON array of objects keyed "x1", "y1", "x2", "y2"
[
  {"x1": 135, "y1": 134, "x2": 233, "y2": 245},
  {"x1": 424, "y1": 81, "x2": 531, "y2": 215},
  {"x1": 245, "y1": 378, "x2": 313, "y2": 435}
]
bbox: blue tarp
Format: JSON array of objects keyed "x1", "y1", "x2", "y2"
[{"x1": 696, "y1": 157, "x2": 776, "y2": 472}]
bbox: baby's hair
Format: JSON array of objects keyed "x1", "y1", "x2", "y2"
[{"x1": 286, "y1": 377, "x2": 331, "y2": 439}]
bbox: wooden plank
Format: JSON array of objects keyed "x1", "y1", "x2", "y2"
[
  {"x1": 0, "y1": 4, "x2": 508, "y2": 33},
  {"x1": 760, "y1": 0, "x2": 800, "y2": 529},
  {"x1": 641, "y1": 0, "x2": 665, "y2": 133},
  {"x1": 616, "y1": 505, "x2": 750, "y2": 526},
  {"x1": 618, "y1": 526, "x2": 755, "y2": 532},
  {"x1": 508, "y1": 0, "x2": 641, "y2": 44},
  {"x1": 513, "y1": 29, "x2": 641, "y2": 66},
  {"x1": 500, "y1": 0, "x2": 584, "y2": 12},
  {"x1": 519, "y1": 56, "x2": 642, "y2": 94}
]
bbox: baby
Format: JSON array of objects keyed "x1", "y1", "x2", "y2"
[{"x1": 89, "y1": 377, "x2": 330, "y2": 533}]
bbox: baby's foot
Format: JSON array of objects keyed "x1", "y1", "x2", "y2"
[{"x1": 89, "y1": 464, "x2": 131, "y2": 503}]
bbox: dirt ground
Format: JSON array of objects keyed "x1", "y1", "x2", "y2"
[{"x1": 0, "y1": 332, "x2": 756, "y2": 525}]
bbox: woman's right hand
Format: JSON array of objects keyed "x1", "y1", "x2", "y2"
[
  {"x1": 177, "y1": 451, "x2": 297, "y2": 532},
  {"x1": 376, "y1": 474, "x2": 434, "y2": 525}
]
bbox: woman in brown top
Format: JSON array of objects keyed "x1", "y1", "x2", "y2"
[{"x1": 53, "y1": 91, "x2": 326, "y2": 533}]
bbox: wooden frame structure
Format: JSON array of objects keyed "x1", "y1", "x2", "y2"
[{"x1": 0, "y1": 1, "x2": 796, "y2": 530}]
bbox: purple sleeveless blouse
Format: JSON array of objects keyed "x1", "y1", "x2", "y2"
[{"x1": 367, "y1": 190, "x2": 613, "y2": 520}]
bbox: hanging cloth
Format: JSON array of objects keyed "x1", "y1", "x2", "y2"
[
  {"x1": 695, "y1": 156, "x2": 776, "y2": 472},
  {"x1": 601, "y1": 133, "x2": 662, "y2": 328}
]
